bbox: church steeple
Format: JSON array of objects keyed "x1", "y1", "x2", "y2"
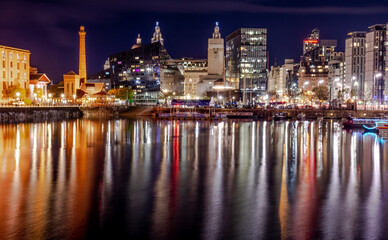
[
  {"x1": 151, "y1": 21, "x2": 164, "y2": 46},
  {"x1": 212, "y1": 22, "x2": 221, "y2": 39}
]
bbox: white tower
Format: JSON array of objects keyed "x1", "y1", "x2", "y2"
[
  {"x1": 208, "y1": 22, "x2": 224, "y2": 76},
  {"x1": 151, "y1": 21, "x2": 164, "y2": 46}
]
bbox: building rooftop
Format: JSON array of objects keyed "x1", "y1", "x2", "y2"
[{"x1": 0, "y1": 45, "x2": 30, "y2": 53}]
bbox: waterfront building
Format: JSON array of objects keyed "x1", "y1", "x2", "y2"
[
  {"x1": 345, "y1": 31, "x2": 366, "y2": 99},
  {"x1": 98, "y1": 24, "x2": 170, "y2": 92},
  {"x1": 285, "y1": 61, "x2": 299, "y2": 97},
  {"x1": 267, "y1": 60, "x2": 280, "y2": 95},
  {"x1": 160, "y1": 60, "x2": 185, "y2": 96},
  {"x1": 29, "y1": 67, "x2": 51, "y2": 100},
  {"x1": 328, "y1": 52, "x2": 345, "y2": 100},
  {"x1": 86, "y1": 75, "x2": 112, "y2": 91},
  {"x1": 225, "y1": 28, "x2": 268, "y2": 103},
  {"x1": 63, "y1": 71, "x2": 80, "y2": 99},
  {"x1": 0, "y1": 45, "x2": 30, "y2": 100},
  {"x1": 207, "y1": 22, "x2": 224, "y2": 79},
  {"x1": 268, "y1": 59, "x2": 298, "y2": 98},
  {"x1": 298, "y1": 28, "x2": 337, "y2": 91},
  {"x1": 181, "y1": 59, "x2": 208, "y2": 98},
  {"x1": 63, "y1": 26, "x2": 103, "y2": 100},
  {"x1": 365, "y1": 24, "x2": 387, "y2": 103}
]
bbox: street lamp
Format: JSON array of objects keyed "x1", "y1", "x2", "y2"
[
  {"x1": 73, "y1": 94, "x2": 76, "y2": 104},
  {"x1": 374, "y1": 72, "x2": 383, "y2": 110},
  {"x1": 16, "y1": 92, "x2": 20, "y2": 101}
]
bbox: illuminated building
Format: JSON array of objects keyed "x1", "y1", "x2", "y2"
[
  {"x1": 167, "y1": 58, "x2": 208, "y2": 98},
  {"x1": 298, "y1": 28, "x2": 337, "y2": 91},
  {"x1": 268, "y1": 59, "x2": 296, "y2": 97},
  {"x1": 0, "y1": 45, "x2": 30, "y2": 100},
  {"x1": 160, "y1": 60, "x2": 185, "y2": 96},
  {"x1": 92, "y1": 23, "x2": 171, "y2": 92},
  {"x1": 63, "y1": 71, "x2": 80, "y2": 98},
  {"x1": 303, "y1": 28, "x2": 319, "y2": 54},
  {"x1": 225, "y1": 28, "x2": 268, "y2": 102},
  {"x1": 151, "y1": 22, "x2": 164, "y2": 46},
  {"x1": 365, "y1": 24, "x2": 387, "y2": 103},
  {"x1": 29, "y1": 67, "x2": 51, "y2": 100},
  {"x1": 345, "y1": 32, "x2": 366, "y2": 99},
  {"x1": 160, "y1": 23, "x2": 226, "y2": 99},
  {"x1": 207, "y1": 22, "x2": 224, "y2": 79},
  {"x1": 328, "y1": 52, "x2": 345, "y2": 100}
]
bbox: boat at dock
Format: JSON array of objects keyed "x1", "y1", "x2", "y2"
[
  {"x1": 343, "y1": 118, "x2": 380, "y2": 129},
  {"x1": 273, "y1": 112, "x2": 288, "y2": 121},
  {"x1": 362, "y1": 121, "x2": 388, "y2": 132}
]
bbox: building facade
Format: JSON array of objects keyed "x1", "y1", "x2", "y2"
[
  {"x1": 328, "y1": 52, "x2": 345, "y2": 100},
  {"x1": 345, "y1": 32, "x2": 366, "y2": 99},
  {"x1": 298, "y1": 28, "x2": 337, "y2": 91},
  {"x1": 365, "y1": 24, "x2": 387, "y2": 103},
  {"x1": 160, "y1": 60, "x2": 185, "y2": 96},
  {"x1": 0, "y1": 45, "x2": 30, "y2": 100},
  {"x1": 226, "y1": 28, "x2": 268, "y2": 103},
  {"x1": 268, "y1": 59, "x2": 297, "y2": 98},
  {"x1": 101, "y1": 25, "x2": 171, "y2": 92},
  {"x1": 207, "y1": 22, "x2": 224, "y2": 77}
]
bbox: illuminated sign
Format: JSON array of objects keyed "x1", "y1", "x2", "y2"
[{"x1": 304, "y1": 39, "x2": 318, "y2": 44}]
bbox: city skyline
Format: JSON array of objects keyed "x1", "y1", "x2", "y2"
[{"x1": 1, "y1": 0, "x2": 388, "y2": 82}]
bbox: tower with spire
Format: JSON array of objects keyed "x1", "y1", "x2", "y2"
[
  {"x1": 131, "y1": 34, "x2": 143, "y2": 49},
  {"x1": 79, "y1": 26, "x2": 87, "y2": 83},
  {"x1": 151, "y1": 22, "x2": 164, "y2": 46},
  {"x1": 207, "y1": 22, "x2": 224, "y2": 77}
]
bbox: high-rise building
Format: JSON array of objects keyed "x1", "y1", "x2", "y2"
[
  {"x1": 365, "y1": 24, "x2": 387, "y2": 103},
  {"x1": 303, "y1": 28, "x2": 319, "y2": 54},
  {"x1": 328, "y1": 52, "x2": 345, "y2": 100},
  {"x1": 268, "y1": 59, "x2": 297, "y2": 97},
  {"x1": 298, "y1": 28, "x2": 337, "y2": 91},
  {"x1": 267, "y1": 60, "x2": 280, "y2": 95},
  {"x1": 0, "y1": 45, "x2": 30, "y2": 100},
  {"x1": 345, "y1": 32, "x2": 366, "y2": 99},
  {"x1": 92, "y1": 23, "x2": 171, "y2": 92},
  {"x1": 226, "y1": 28, "x2": 268, "y2": 103}
]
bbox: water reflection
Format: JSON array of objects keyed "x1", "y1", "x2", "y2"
[{"x1": 0, "y1": 119, "x2": 387, "y2": 239}]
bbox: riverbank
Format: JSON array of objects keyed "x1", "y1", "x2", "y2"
[
  {"x1": 154, "y1": 107, "x2": 388, "y2": 120},
  {"x1": 0, "y1": 106, "x2": 82, "y2": 123}
]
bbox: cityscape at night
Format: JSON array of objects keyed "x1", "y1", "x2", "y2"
[{"x1": 1, "y1": 0, "x2": 388, "y2": 239}]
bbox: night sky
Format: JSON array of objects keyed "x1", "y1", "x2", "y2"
[{"x1": 1, "y1": 0, "x2": 388, "y2": 83}]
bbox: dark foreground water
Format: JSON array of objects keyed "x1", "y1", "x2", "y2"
[{"x1": 0, "y1": 118, "x2": 388, "y2": 239}]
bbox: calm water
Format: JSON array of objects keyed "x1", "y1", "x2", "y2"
[{"x1": 0, "y1": 118, "x2": 388, "y2": 239}]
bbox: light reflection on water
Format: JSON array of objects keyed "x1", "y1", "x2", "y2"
[{"x1": 0, "y1": 119, "x2": 387, "y2": 239}]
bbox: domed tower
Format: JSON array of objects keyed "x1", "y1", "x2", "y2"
[
  {"x1": 151, "y1": 21, "x2": 164, "y2": 46},
  {"x1": 213, "y1": 22, "x2": 221, "y2": 39},
  {"x1": 131, "y1": 34, "x2": 143, "y2": 49}
]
